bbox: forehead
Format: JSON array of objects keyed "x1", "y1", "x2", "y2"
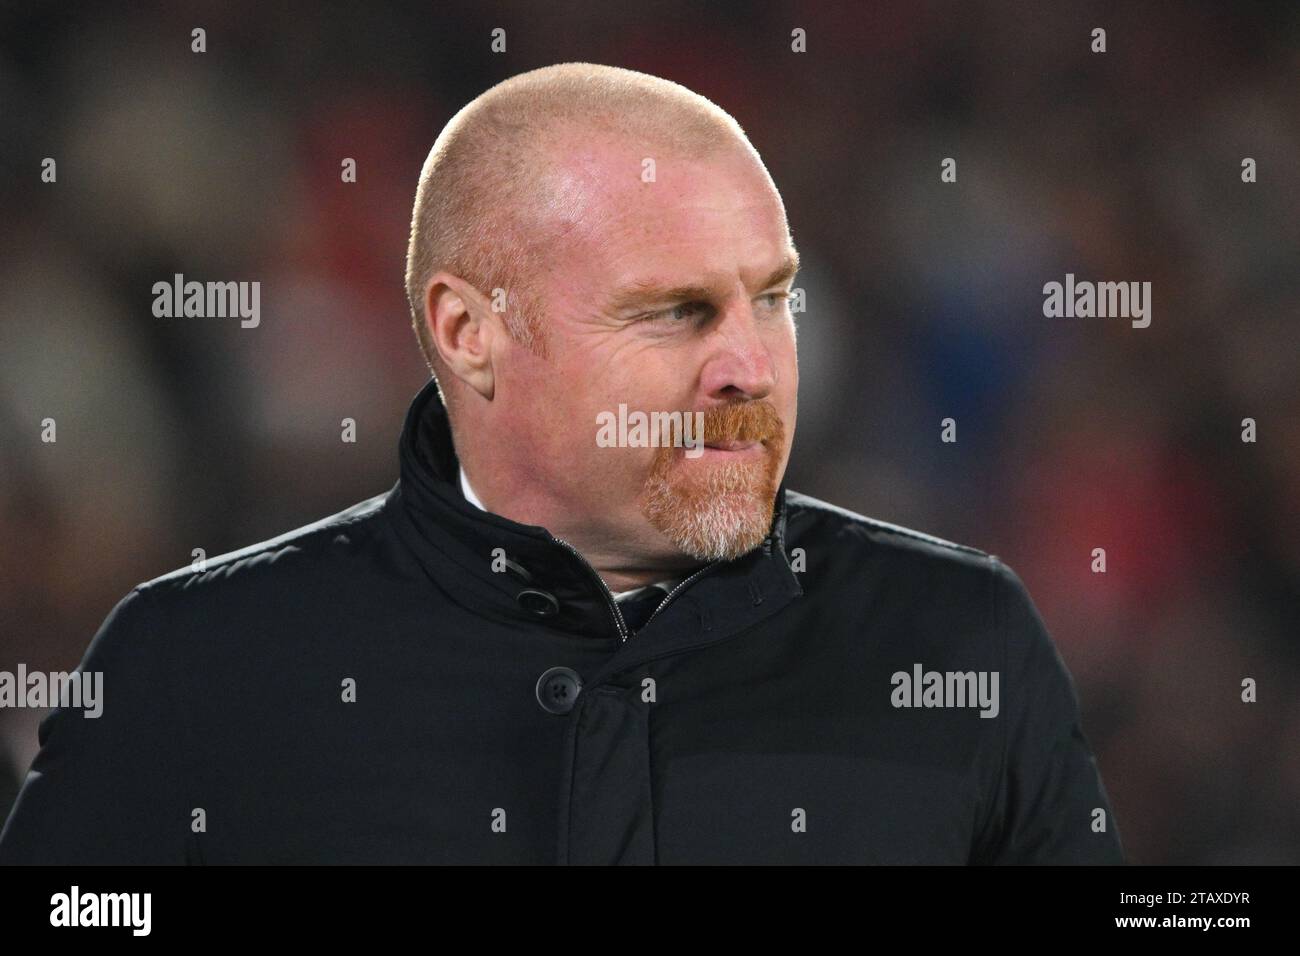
[{"x1": 532, "y1": 135, "x2": 791, "y2": 296}]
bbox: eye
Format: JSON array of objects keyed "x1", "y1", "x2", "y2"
[
  {"x1": 653, "y1": 301, "x2": 711, "y2": 322},
  {"x1": 759, "y1": 291, "x2": 791, "y2": 310}
]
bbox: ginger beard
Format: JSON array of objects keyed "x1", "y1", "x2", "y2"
[{"x1": 638, "y1": 401, "x2": 787, "y2": 562}]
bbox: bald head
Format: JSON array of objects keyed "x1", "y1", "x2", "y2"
[
  {"x1": 401, "y1": 62, "x2": 800, "y2": 585},
  {"x1": 404, "y1": 63, "x2": 760, "y2": 396}
]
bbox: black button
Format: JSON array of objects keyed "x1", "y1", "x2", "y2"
[
  {"x1": 516, "y1": 588, "x2": 559, "y2": 617},
  {"x1": 535, "y1": 666, "x2": 582, "y2": 715}
]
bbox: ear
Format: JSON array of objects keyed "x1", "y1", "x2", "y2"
[{"x1": 423, "y1": 272, "x2": 496, "y2": 400}]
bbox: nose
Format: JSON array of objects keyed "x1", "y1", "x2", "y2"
[{"x1": 698, "y1": 297, "x2": 779, "y2": 400}]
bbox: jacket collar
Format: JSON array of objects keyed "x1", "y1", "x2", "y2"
[{"x1": 385, "y1": 377, "x2": 802, "y2": 656}]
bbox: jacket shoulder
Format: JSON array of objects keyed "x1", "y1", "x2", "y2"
[
  {"x1": 135, "y1": 490, "x2": 391, "y2": 598},
  {"x1": 784, "y1": 488, "x2": 991, "y2": 567}
]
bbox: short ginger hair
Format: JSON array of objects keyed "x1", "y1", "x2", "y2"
[{"x1": 403, "y1": 62, "x2": 758, "y2": 391}]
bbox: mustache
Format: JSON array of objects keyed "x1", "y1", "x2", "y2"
[
  {"x1": 699, "y1": 399, "x2": 785, "y2": 445},
  {"x1": 645, "y1": 399, "x2": 785, "y2": 483}
]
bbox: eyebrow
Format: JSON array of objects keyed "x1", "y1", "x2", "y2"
[{"x1": 606, "y1": 248, "x2": 801, "y2": 314}]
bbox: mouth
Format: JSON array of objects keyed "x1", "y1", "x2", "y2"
[
  {"x1": 704, "y1": 439, "x2": 760, "y2": 451},
  {"x1": 692, "y1": 439, "x2": 765, "y2": 459}
]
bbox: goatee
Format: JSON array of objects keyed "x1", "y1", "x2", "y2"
[{"x1": 638, "y1": 400, "x2": 786, "y2": 561}]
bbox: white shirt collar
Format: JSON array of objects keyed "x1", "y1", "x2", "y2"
[
  {"x1": 458, "y1": 465, "x2": 680, "y2": 600},
  {"x1": 611, "y1": 580, "x2": 680, "y2": 601},
  {"x1": 459, "y1": 464, "x2": 487, "y2": 511}
]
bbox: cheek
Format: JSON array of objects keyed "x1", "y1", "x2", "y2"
[{"x1": 770, "y1": 325, "x2": 799, "y2": 391}]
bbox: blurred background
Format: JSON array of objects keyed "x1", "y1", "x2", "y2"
[{"x1": 1, "y1": 1, "x2": 1297, "y2": 864}]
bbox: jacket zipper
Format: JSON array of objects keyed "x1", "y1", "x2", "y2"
[
  {"x1": 549, "y1": 537, "x2": 722, "y2": 644},
  {"x1": 639, "y1": 560, "x2": 721, "y2": 633},
  {"x1": 550, "y1": 536, "x2": 630, "y2": 642}
]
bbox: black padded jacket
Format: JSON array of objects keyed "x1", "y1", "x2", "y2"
[{"x1": 0, "y1": 377, "x2": 1124, "y2": 865}]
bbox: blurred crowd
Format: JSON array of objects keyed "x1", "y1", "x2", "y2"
[{"x1": 1, "y1": 1, "x2": 1297, "y2": 863}]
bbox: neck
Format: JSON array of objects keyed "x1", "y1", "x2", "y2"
[
  {"x1": 458, "y1": 460, "x2": 701, "y2": 593},
  {"x1": 558, "y1": 541, "x2": 702, "y2": 593}
]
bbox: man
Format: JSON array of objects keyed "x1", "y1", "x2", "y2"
[{"x1": 0, "y1": 63, "x2": 1123, "y2": 864}]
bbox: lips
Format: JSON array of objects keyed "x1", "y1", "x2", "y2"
[
  {"x1": 686, "y1": 400, "x2": 784, "y2": 461},
  {"x1": 703, "y1": 439, "x2": 761, "y2": 451}
]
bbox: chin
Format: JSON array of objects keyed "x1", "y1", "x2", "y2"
[
  {"x1": 640, "y1": 460, "x2": 777, "y2": 561},
  {"x1": 673, "y1": 517, "x2": 770, "y2": 562}
]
